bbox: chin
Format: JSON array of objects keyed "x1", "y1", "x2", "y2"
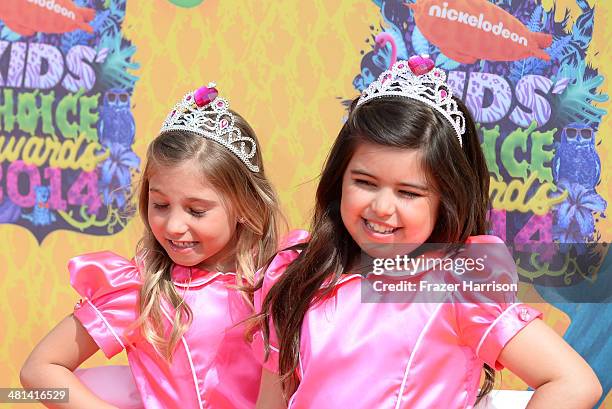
[
  {"x1": 167, "y1": 254, "x2": 198, "y2": 267},
  {"x1": 356, "y1": 243, "x2": 397, "y2": 260},
  {"x1": 357, "y1": 239, "x2": 422, "y2": 259}
]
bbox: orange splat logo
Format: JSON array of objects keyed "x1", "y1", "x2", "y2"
[
  {"x1": 408, "y1": 0, "x2": 552, "y2": 64},
  {"x1": 0, "y1": 0, "x2": 95, "y2": 36}
]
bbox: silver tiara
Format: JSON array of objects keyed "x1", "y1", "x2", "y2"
[
  {"x1": 160, "y1": 83, "x2": 259, "y2": 172},
  {"x1": 357, "y1": 57, "x2": 465, "y2": 147}
]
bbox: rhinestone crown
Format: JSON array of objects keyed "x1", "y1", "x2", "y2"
[
  {"x1": 357, "y1": 58, "x2": 465, "y2": 147},
  {"x1": 160, "y1": 83, "x2": 259, "y2": 172}
]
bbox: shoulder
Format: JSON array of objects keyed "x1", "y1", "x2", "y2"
[
  {"x1": 462, "y1": 235, "x2": 514, "y2": 271},
  {"x1": 465, "y1": 235, "x2": 505, "y2": 245},
  {"x1": 453, "y1": 235, "x2": 518, "y2": 297},
  {"x1": 277, "y1": 229, "x2": 310, "y2": 251},
  {"x1": 69, "y1": 251, "x2": 142, "y2": 299},
  {"x1": 70, "y1": 252, "x2": 143, "y2": 358},
  {"x1": 266, "y1": 229, "x2": 310, "y2": 279},
  {"x1": 255, "y1": 229, "x2": 309, "y2": 299}
]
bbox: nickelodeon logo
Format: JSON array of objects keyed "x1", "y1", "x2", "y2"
[
  {"x1": 409, "y1": 0, "x2": 552, "y2": 64},
  {"x1": 26, "y1": 0, "x2": 76, "y2": 21},
  {"x1": 428, "y1": 2, "x2": 527, "y2": 46}
]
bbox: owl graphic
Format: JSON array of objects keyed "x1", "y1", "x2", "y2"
[
  {"x1": 552, "y1": 122, "x2": 600, "y2": 189},
  {"x1": 98, "y1": 88, "x2": 136, "y2": 148}
]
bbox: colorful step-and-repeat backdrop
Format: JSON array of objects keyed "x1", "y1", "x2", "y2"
[{"x1": 0, "y1": 0, "x2": 610, "y2": 407}]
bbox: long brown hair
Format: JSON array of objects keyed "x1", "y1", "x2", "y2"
[
  {"x1": 260, "y1": 96, "x2": 493, "y2": 399},
  {"x1": 135, "y1": 110, "x2": 283, "y2": 361}
]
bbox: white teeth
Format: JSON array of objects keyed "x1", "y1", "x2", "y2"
[
  {"x1": 170, "y1": 240, "x2": 197, "y2": 248},
  {"x1": 365, "y1": 220, "x2": 396, "y2": 234}
]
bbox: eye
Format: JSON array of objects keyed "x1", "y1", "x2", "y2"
[
  {"x1": 189, "y1": 209, "x2": 207, "y2": 217},
  {"x1": 399, "y1": 190, "x2": 420, "y2": 199},
  {"x1": 152, "y1": 203, "x2": 168, "y2": 209},
  {"x1": 355, "y1": 179, "x2": 375, "y2": 187}
]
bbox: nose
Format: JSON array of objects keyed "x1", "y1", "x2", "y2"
[
  {"x1": 165, "y1": 210, "x2": 188, "y2": 237},
  {"x1": 370, "y1": 189, "x2": 395, "y2": 218}
]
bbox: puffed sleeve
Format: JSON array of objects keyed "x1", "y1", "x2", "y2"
[
  {"x1": 454, "y1": 235, "x2": 542, "y2": 370},
  {"x1": 252, "y1": 230, "x2": 310, "y2": 373},
  {"x1": 70, "y1": 251, "x2": 142, "y2": 359}
]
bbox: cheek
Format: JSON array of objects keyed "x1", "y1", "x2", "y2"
[
  {"x1": 398, "y1": 200, "x2": 433, "y2": 227},
  {"x1": 148, "y1": 221, "x2": 162, "y2": 239},
  {"x1": 205, "y1": 221, "x2": 230, "y2": 240},
  {"x1": 415, "y1": 200, "x2": 440, "y2": 232},
  {"x1": 202, "y1": 211, "x2": 235, "y2": 239},
  {"x1": 147, "y1": 212, "x2": 165, "y2": 235},
  {"x1": 427, "y1": 198, "x2": 441, "y2": 227},
  {"x1": 340, "y1": 184, "x2": 364, "y2": 218},
  {"x1": 340, "y1": 184, "x2": 356, "y2": 224},
  {"x1": 147, "y1": 208, "x2": 159, "y2": 224}
]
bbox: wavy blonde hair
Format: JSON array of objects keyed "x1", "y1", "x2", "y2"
[{"x1": 134, "y1": 110, "x2": 283, "y2": 361}]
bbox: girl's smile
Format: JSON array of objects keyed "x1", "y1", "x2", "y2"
[
  {"x1": 167, "y1": 239, "x2": 200, "y2": 252},
  {"x1": 340, "y1": 141, "x2": 440, "y2": 258},
  {"x1": 148, "y1": 159, "x2": 238, "y2": 271},
  {"x1": 363, "y1": 218, "x2": 400, "y2": 234}
]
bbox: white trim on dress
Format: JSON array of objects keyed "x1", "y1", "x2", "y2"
[
  {"x1": 161, "y1": 308, "x2": 204, "y2": 409},
  {"x1": 173, "y1": 271, "x2": 236, "y2": 288},
  {"x1": 476, "y1": 303, "x2": 519, "y2": 357},
  {"x1": 86, "y1": 299, "x2": 126, "y2": 350},
  {"x1": 395, "y1": 303, "x2": 444, "y2": 409}
]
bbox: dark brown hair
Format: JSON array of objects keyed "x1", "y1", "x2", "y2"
[{"x1": 260, "y1": 95, "x2": 493, "y2": 400}]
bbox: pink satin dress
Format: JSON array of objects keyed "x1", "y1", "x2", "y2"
[
  {"x1": 70, "y1": 252, "x2": 261, "y2": 409},
  {"x1": 253, "y1": 231, "x2": 542, "y2": 409}
]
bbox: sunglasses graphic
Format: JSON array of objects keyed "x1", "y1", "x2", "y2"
[
  {"x1": 565, "y1": 127, "x2": 593, "y2": 139},
  {"x1": 107, "y1": 92, "x2": 129, "y2": 103}
]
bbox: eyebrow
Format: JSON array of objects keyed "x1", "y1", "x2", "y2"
[
  {"x1": 149, "y1": 188, "x2": 217, "y2": 205},
  {"x1": 350, "y1": 169, "x2": 430, "y2": 191}
]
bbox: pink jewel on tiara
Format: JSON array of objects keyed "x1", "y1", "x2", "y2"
[
  {"x1": 159, "y1": 82, "x2": 260, "y2": 172},
  {"x1": 194, "y1": 85, "x2": 219, "y2": 107},
  {"x1": 407, "y1": 55, "x2": 434, "y2": 76},
  {"x1": 440, "y1": 89, "x2": 448, "y2": 99}
]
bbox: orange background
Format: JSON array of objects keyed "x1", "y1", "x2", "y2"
[{"x1": 0, "y1": 0, "x2": 610, "y2": 407}]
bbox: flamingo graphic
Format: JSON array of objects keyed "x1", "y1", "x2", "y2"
[{"x1": 375, "y1": 32, "x2": 398, "y2": 70}]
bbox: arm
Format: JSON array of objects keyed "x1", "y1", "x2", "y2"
[
  {"x1": 256, "y1": 368, "x2": 287, "y2": 409},
  {"x1": 20, "y1": 315, "x2": 117, "y2": 409},
  {"x1": 498, "y1": 319, "x2": 602, "y2": 409}
]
